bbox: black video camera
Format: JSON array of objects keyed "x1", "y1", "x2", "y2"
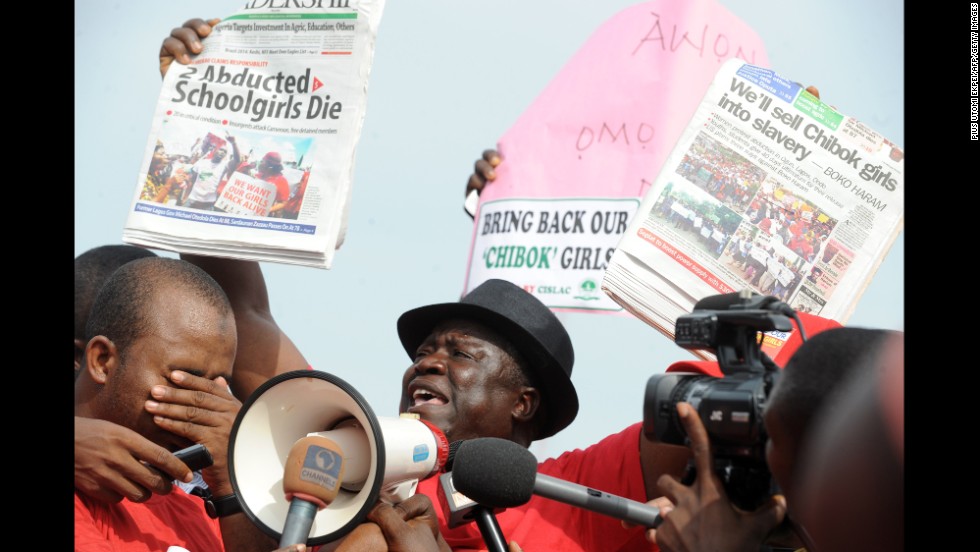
[{"x1": 643, "y1": 291, "x2": 796, "y2": 511}]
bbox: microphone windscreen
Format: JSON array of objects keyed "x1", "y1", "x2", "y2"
[
  {"x1": 451, "y1": 438, "x2": 537, "y2": 508},
  {"x1": 282, "y1": 435, "x2": 345, "y2": 507},
  {"x1": 444, "y1": 440, "x2": 464, "y2": 471}
]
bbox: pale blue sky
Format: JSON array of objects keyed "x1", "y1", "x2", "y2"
[{"x1": 75, "y1": 0, "x2": 903, "y2": 461}]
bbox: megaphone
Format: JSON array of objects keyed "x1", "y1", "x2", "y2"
[{"x1": 228, "y1": 370, "x2": 449, "y2": 546}]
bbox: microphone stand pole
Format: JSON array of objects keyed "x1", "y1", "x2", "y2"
[{"x1": 473, "y1": 507, "x2": 508, "y2": 552}]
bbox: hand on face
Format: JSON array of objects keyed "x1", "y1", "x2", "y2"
[{"x1": 143, "y1": 370, "x2": 241, "y2": 496}]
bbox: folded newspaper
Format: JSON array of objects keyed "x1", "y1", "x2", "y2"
[
  {"x1": 123, "y1": 0, "x2": 386, "y2": 269},
  {"x1": 603, "y1": 59, "x2": 903, "y2": 348}
]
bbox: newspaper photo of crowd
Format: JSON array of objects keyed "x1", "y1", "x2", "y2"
[
  {"x1": 640, "y1": 129, "x2": 854, "y2": 315},
  {"x1": 675, "y1": 131, "x2": 766, "y2": 212},
  {"x1": 719, "y1": 223, "x2": 808, "y2": 301},
  {"x1": 139, "y1": 123, "x2": 314, "y2": 220},
  {"x1": 648, "y1": 181, "x2": 742, "y2": 260},
  {"x1": 745, "y1": 176, "x2": 837, "y2": 265}
]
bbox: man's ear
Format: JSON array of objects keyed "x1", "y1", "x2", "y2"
[
  {"x1": 83, "y1": 336, "x2": 119, "y2": 385},
  {"x1": 512, "y1": 386, "x2": 541, "y2": 424}
]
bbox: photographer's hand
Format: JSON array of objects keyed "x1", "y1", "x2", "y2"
[{"x1": 648, "y1": 403, "x2": 786, "y2": 552}]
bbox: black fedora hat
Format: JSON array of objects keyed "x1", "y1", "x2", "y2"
[{"x1": 396, "y1": 279, "x2": 577, "y2": 440}]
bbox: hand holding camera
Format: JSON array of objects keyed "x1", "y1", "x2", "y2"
[{"x1": 644, "y1": 290, "x2": 799, "y2": 511}]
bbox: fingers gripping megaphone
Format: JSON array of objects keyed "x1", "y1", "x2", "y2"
[{"x1": 228, "y1": 370, "x2": 448, "y2": 546}]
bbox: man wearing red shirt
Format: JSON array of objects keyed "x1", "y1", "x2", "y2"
[
  {"x1": 234, "y1": 151, "x2": 292, "y2": 217},
  {"x1": 74, "y1": 258, "x2": 280, "y2": 552}
]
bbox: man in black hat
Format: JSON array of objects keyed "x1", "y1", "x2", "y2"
[
  {"x1": 394, "y1": 277, "x2": 693, "y2": 550},
  {"x1": 395, "y1": 277, "x2": 577, "y2": 446}
]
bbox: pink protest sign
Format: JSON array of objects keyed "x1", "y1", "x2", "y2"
[{"x1": 465, "y1": 0, "x2": 769, "y2": 312}]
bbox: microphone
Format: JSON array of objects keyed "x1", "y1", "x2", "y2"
[
  {"x1": 451, "y1": 437, "x2": 662, "y2": 528},
  {"x1": 437, "y1": 441, "x2": 509, "y2": 552},
  {"x1": 280, "y1": 435, "x2": 346, "y2": 547},
  {"x1": 437, "y1": 441, "x2": 476, "y2": 529},
  {"x1": 276, "y1": 416, "x2": 450, "y2": 546}
]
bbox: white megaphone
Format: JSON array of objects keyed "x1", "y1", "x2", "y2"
[{"x1": 228, "y1": 370, "x2": 449, "y2": 546}]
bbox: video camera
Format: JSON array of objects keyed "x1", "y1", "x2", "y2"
[{"x1": 643, "y1": 290, "x2": 799, "y2": 511}]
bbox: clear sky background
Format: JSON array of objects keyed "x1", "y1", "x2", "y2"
[{"x1": 75, "y1": 0, "x2": 903, "y2": 461}]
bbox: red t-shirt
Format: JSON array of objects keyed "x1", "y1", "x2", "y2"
[
  {"x1": 284, "y1": 178, "x2": 308, "y2": 216},
  {"x1": 75, "y1": 487, "x2": 223, "y2": 552},
  {"x1": 796, "y1": 240, "x2": 814, "y2": 260},
  {"x1": 758, "y1": 217, "x2": 772, "y2": 234},
  {"x1": 417, "y1": 423, "x2": 656, "y2": 552},
  {"x1": 261, "y1": 173, "x2": 291, "y2": 203}
]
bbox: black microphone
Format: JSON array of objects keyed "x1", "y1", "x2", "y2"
[
  {"x1": 451, "y1": 437, "x2": 662, "y2": 528},
  {"x1": 437, "y1": 441, "x2": 508, "y2": 552}
]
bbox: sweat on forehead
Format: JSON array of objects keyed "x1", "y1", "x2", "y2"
[
  {"x1": 429, "y1": 318, "x2": 500, "y2": 338},
  {"x1": 425, "y1": 319, "x2": 526, "y2": 360}
]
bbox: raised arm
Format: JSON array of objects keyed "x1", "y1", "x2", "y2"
[
  {"x1": 639, "y1": 432, "x2": 694, "y2": 501},
  {"x1": 161, "y1": 18, "x2": 307, "y2": 399},
  {"x1": 181, "y1": 255, "x2": 310, "y2": 401},
  {"x1": 224, "y1": 135, "x2": 242, "y2": 180}
]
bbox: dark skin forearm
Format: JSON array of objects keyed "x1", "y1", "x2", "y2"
[
  {"x1": 225, "y1": 137, "x2": 242, "y2": 180},
  {"x1": 219, "y1": 512, "x2": 279, "y2": 552},
  {"x1": 180, "y1": 255, "x2": 309, "y2": 402},
  {"x1": 639, "y1": 432, "x2": 693, "y2": 501}
]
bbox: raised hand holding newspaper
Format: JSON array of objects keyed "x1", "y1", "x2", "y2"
[
  {"x1": 462, "y1": 0, "x2": 770, "y2": 311},
  {"x1": 602, "y1": 59, "x2": 904, "y2": 347},
  {"x1": 124, "y1": 0, "x2": 386, "y2": 269}
]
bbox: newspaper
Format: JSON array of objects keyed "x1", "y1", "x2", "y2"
[
  {"x1": 123, "y1": 0, "x2": 386, "y2": 269},
  {"x1": 460, "y1": 0, "x2": 770, "y2": 314},
  {"x1": 602, "y1": 59, "x2": 904, "y2": 348}
]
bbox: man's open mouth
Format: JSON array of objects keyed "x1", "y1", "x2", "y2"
[
  {"x1": 408, "y1": 381, "x2": 449, "y2": 408},
  {"x1": 412, "y1": 388, "x2": 448, "y2": 407}
]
